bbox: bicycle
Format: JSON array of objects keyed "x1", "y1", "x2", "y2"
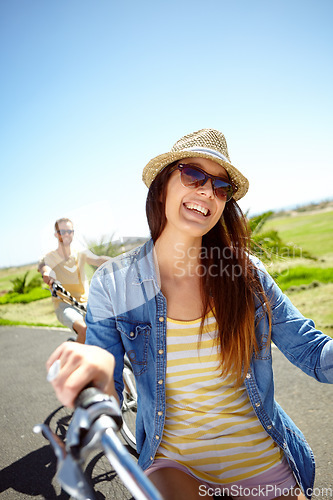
[
  {"x1": 34, "y1": 386, "x2": 162, "y2": 500},
  {"x1": 50, "y1": 281, "x2": 138, "y2": 452}
]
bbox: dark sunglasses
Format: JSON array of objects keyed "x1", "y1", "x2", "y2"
[
  {"x1": 57, "y1": 229, "x2": 74, "y2": 235},
  {"x1": 171, "y1": 163, "x2": 236, "y2": 202}
]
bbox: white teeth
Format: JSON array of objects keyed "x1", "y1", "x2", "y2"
[{"x1": 185, "y1": 202, "x2": 209, "y2": 216}]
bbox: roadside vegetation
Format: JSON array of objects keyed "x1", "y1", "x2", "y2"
[
  {"x1": 0, "y1": 270, "x2": 50, "y2": 304},
  {"x1": 0, "y1": 237, "x2": 146, "y2": 328},
  {"x1": 0, "y1": 204, "x2": 332, "y2": 336}
]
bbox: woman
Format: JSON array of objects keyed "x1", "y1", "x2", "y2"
[{"x1": 47, "y1": 129, "x2": 333, "y2": 500}]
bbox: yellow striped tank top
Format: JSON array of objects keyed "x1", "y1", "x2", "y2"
[{"x1": 156, "y1": 311, "x2": 283, "y2": 484}]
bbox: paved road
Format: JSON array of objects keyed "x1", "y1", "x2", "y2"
[{"x1": 0, "y1": 326, "x2": 332, "y2": 499}]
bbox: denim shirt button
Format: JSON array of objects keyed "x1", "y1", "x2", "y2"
[
  {"x1": 155, "y1": 435, "x2": 159, "y2": 440},
  {"x1": 246, "y1": 373, "x2": 251, "y2": 379},
  {"x1": 255, "y1": 402, "x2": 261, "y2": 407},
  {"x1": 159, "y1": 316, "x2": 164, "y2": 322},
  {"x1": 267, "y1": 425, "x2": 272, "y2": 430},
  {"x1": 150, "y1": 456, "x2": 153, "y2": 460},
  {"x1": 283, "y1": 441, "x2": 288, "y2": 448},
  {"x1": 158, "y1": 411, "x2": 163, "y2": 416},
  {"x1": 130, "y1": 331, "x2": 135, "y2": 337},
  {"x1": 158, "y1": 349, "x2": 164, "y2": 354},
  {"x1": 158, "y1": 379, "x2": 163, "y2": 385}
]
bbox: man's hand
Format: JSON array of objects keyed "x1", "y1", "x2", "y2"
[
  {"x1": 42, "y1": 274, "x2": 55, "y2": 286},
  {"x1": 39, "y1": 263, "x2": 55, "y2": 286}
]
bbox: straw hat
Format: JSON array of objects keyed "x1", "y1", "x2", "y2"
[{"x1": 142, "y1": 128, "x2": 249, "y2": 201}]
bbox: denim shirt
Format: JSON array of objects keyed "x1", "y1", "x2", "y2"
[{"x1": 86, "y1": 239, "x2": 333, "y2": 498}]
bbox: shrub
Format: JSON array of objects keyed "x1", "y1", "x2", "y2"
[
  {"x1": 87, "y1": 235, "x2": 123, "y2": 259},
  {"x1": 10, "y1": 271, "x2": 30, "y2": 294},
  {"x1": 10, "y1": 271, "x2": 43, "y2": 294},
  {"x1": 249, "y1": 211, "x2": 316, "y2": 262}
]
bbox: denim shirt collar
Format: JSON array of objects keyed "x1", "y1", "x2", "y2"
[{"x1": 130, "y1": 239, "x2": 160, "y2": 287}]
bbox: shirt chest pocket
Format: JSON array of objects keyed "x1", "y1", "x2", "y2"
[{"x1": 115, "y1": 318, "x2": 151, "y2": 376}]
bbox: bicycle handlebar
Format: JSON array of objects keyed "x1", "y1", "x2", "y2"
[
  {"x1": 73, "y1": 386, "x2": 123, "y2": 429},
  {"x1": 51, "y1": 281, "x2": 87, "y2": 313},
  {"x1": 34, "y1": 386, "x2": 162, "y2": 500}
]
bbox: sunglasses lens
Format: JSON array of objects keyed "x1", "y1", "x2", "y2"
[
  {"x1": 214, "y1": 179, "x2": 233, "y2": 201},
  {"x1": 58, "y1": 230, "x2": 73, "y2": 235},
  {"x1": 180, "y1": 166, "x2": 206, "y2": 188},
  {"x1": 177, "y1": 164, "x2": 234, "y2": 202}
]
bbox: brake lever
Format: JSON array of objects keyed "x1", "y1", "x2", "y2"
[
  {"x1": 66, "y1": 390, "x2": 122, "y2": 460},
  {"x1": 33, "y1": 423, "x2": 96, "y2": 500},
  {"x1": 34, "y1": 389, "x2": 121, "y2": 499},
  {"x1": 33, "y1": 423, "x2": 66, "y2": 463},
  {"x1": 57, "y1": 454, "x2": 96, "y2": 500}
]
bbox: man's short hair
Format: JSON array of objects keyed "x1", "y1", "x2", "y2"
[{"x1": 55, "y1": 218, "x2": 73, "y2": 232}]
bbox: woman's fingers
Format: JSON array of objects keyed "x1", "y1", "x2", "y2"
[
  {"x1": 46, "y1": 342, "x2": 68, "y2": 371},
  {"x1": 47, "y1": 359, "x2": 61, "y2": 381},
  {"x1": 46, "y1": 343, "x2": 116, "y2": 407}
]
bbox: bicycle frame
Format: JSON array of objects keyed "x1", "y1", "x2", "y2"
[{"x1": 34, "y1": 387, "x2": 162, "y2": 500}]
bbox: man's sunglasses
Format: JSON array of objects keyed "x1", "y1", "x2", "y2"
[
  {"x1": 57, "y1": 230, "x2": 74, "y2": 235},
  {"x1": 171, "y1": 163, "x2": 236, "y2": 202}
]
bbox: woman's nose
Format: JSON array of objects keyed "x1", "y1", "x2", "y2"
[{"x1": 197, "y1": 179, "x2": 214, "y2": 198}]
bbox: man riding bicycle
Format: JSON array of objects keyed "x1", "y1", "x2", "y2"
[{"x1": 38, "y1": 217, "x2": 110, "y2": 343}]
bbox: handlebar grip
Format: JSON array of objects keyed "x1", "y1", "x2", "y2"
[
  {"x1": 74, "y1": 386, "x2": 123, "y2": 429},
  {"x1": 74, "y1": 386, "x2": 109, "y2": 409}
]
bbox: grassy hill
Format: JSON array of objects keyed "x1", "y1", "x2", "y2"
[
  {"x1": 264, "y1": 208, "x2": 333, "y2": 257},
  {"x1": 0, "y1": 204, "x2": 332, "y2": 335},
  {"x1": 256, "y1": 203, "x2": 333, "y2": 337}
]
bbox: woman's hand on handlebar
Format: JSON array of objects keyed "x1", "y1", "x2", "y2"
[{"x1": 46, "y1": 343, "x2": 118, "y2": 408}]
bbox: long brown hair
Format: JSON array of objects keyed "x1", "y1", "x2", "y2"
[{"x1": 146, "y1": 163, "x2": 271, "y2": 384}]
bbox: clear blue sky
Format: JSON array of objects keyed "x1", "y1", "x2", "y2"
[{"x1": 1, "y1": 0, "x2": 332, "y2": 267}]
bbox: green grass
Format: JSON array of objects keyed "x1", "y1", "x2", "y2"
[
  {"x1": 0, "y1": 287, "x2": 51, "y2": 304},
  {"x1": 286, "y1": 283, "x2": 333, "y2": 338},
  {"x1": 262, "y1": 208, "x2": 333, "y2": 294},
  {"x1": 264, "y1": 209, "x2": 333, "y2": 257},
  {"x1": 0, "y1": 297, "x2": 64, "y2": 328},
  {"x1": 273, "y1": 266, "x2": 333, "y2": 291},
  {"x1": 0, "y1": 318, "x2": 63, "y2": 327}
]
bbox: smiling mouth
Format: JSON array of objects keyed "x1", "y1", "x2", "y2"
[{"x1": 184, "y1": 202, "x2": 210, "y2": 217}]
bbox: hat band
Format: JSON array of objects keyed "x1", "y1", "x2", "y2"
[{"x1": 182, "y1": 147, "x2": 231, "y2": 165}]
